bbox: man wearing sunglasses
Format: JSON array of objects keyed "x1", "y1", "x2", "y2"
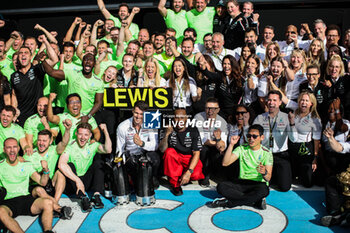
[
  {"x1": 209, "y1": 124, "x2": 273, "y2": 209},
  {"x1": 194, "y1": 98, "x2": 228, "y2": 187}
]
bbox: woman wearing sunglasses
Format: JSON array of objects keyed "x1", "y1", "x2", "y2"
[
  {"x1": 289, "y1": 91, "x2": 322, "y2": 188},
  {"x1": 228, "y1": 105, "x2": 254, "y2": 147}
]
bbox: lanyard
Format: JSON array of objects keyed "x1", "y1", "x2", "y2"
[
  {"x1": 268, "y1": 114, "x2": 277, "y2": 135},
  {"x1": 176, "y1": 78, "x2": 184, "y2": 101}
]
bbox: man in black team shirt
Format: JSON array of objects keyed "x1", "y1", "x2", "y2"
[
  {"x1": 11, "y1": 36, "x2": 58, "y2": 126},
  {"x1": 159, "y1": 108, "x2": 204, "y2": 196}
]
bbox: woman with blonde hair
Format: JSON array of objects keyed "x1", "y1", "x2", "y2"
[
  {"x1": 137, "y1": 57, "x2": 166, "y2": 88},
  {"x1": 286, "y1": 49, "x2": 307, "y2": 102},
  {"x1": 306, "y1": 38, "x2": 325, "y2": 66},
  {"x1": 102, "y1": 66, "x2": 118, "y2": 88},
  {"x1": 289, "y1": 91, "x2": 322, "y2": 188},
  {"x1": 262, "y1": 41, "x2": 281, "y2": 71},
  {"x1": 324, "y1": 54, "x2": 350, "y2": 120}
]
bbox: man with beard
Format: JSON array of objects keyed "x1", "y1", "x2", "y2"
[
  {"x1": 47, "y1": 93, "x2": 100, "y2": 144},
  {"x1": 24, "y1": 121, "x2": 72, "y2": 220},
  {"x1": 154, "y1": 36, "x2": 176, "y2": 72},
  {"x1": 58, "y1": 122, "x2": 112, "y2": 212},
  {"x1": 24, "y1": 97, "x2": 59, "y2": 148},
  {"x1": 97, "y1": 0, "x2": 139, "y2": 39},
  {"x1": 0, "y1": 138, "x2": 54, "y2": 233},
  {"x1": 0, "y1": 105, "x2": 31, "y2": 158},
  {"x1": 43, "y1": 53, "x2": 104, "y2": 119},
  {"x1": 186, "y1": 0, "x2": 215, "y2": 44},
  {"x1": 11, "y1": 42, "x2": 58, "y2": 127},
  {"x1": 253, "y1": 90, "x2": 297, "y2": 192},
  {"x1": 208, "y1": 32, "x2": 235, "y2": 71},
  {"x1": 159, "y1": 108, "x2": 204, "y2": 196},
  {"x1": 158, "y1": 0, "x2": 188, "y2": 43},
  {"x1": 154, "y1": 33, "x2": 166, "y2": 54}
]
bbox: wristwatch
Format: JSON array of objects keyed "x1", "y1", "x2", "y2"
[
  {"x1": 87, "y1": 114, "x2": 92, "y2": 119},
  {"x1": 188, "y1": 169, "x2": 194, "y2": 174}
]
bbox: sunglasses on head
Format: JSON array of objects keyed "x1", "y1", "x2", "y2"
[{"x1": 246, "y1": 134, "x2": 259, "y2": 139}]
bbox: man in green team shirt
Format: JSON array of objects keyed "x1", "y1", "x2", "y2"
[
  {"x1": 47, "y1": 93, "x2": 101, "y2": 144},
  {"x1": 0, "y1": 38, "x2": 15, "y2": 81},
  {"x1": 43, "y1": 53, "x2": 104, "y2": 118},
  {"x1": 209, "y1": 124, "x2": 273, "y2": 210},
  {"x1": 186, "y1": 0, "x2": 215, "y2": 44},
  {"x1": 0, "y1": 138, "x2": 54, "y2": 233},
  {"x1": 24, "y1": 120, "x2": 72, "y2": 219},
  {"x1": 0, "y1": 105, "x2": 31, "y2": 158},
  {"x1": 24, "y1": 97, "x2": 59, "y2": 148},
  {"x1": 97, "y1": 0, "x2": 140, "y2": 39},
  {"x1": 58, "y1": 122, "x2": 112, "y2": 212},
  {"x1": 158, "y1": 0, "x2": 188, "y2": 44}
]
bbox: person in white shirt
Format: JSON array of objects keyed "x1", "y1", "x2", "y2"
[
  {"x1": 167, "y1": 57, "x2": 198, "y2": 115},
  {"x1": 116, "y1": 101, "x2": 160, "y2": 188},
  {"x1": 313, "y1": 19, "x2": 327, "y2": 47},
  {"x1": 322, "y1": 98, "x2": 350, "y2": 174},
  {"x1": 257, "y1": 25, "x2": 275, "y2": 61},
  {"x1": 321, "y1": 125, "x2": 350, "y2": 227},
  {"x1": 286, "y1": 49, "x2": 308, "y2": 102},
  {"x1": 194, "y1": 98, "x2": 228, "y2": 187},
  {"x1": 242, "y1": 54, "x2": 260, "y2": 112},
  {"x1": 288, "y1": 92, "x2": 322, "y2": 188},
  {"x1": 253, "y1": 90, "x2": 297, "y2": 191},
  {"x1": 209, "y1": 32, "x2": 236, "y2": 71},
  {"x1": 277, "y1": 25, "x2": 312, "y2": 62}
]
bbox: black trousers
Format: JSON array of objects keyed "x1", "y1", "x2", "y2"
[
  {"x1": 217, "y1": 179, "x2": 269, "y2": 207},
  {"x1": 289, "y1": 141, "x2": 315, "y2": 188},
  {"x1": 64, "y1": 154, "x2": 105, "y2": 197},
  {"x1": 94, "y1": 108, "x2": 118, "y2": 153},
  {"x1": 200, "y1": 145, "x2": 223, "y2": 177},
  {"x1": 325, "y1": 175, "x2": 346, "y2": 215},
  {"x1": 271, "y1": 151, "x2": 292, "y2": 192},
  {"x1": 124, "y1": 151, "x2": 160, "y2": 184}
]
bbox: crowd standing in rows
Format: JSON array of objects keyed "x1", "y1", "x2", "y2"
[{"x1": 1, "y1": 0, "x2": 350, "y2": 231}]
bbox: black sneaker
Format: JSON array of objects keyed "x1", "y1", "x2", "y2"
[
  {"x1": 81, "y1": 196, "x2": 92, "y2": 212},
  {"x1": 321, "y1": 214, "x2": 342, "y2": 227},
  {"x1": 53, "y1": 211, "x2": 60, "y2": 218},
  {"x1": 60, "y1": 206, "x2": 73, "y2": 220},
  {"x1": 198, "y1": 176, "x2": 210, "y2": 187},
  {"x1": 209, "y1": 197, "x2": 229, "y2": 208},
  {"x1": 91, "y1": 194, "x2": 104, "y2": 209},
  {"x1": 171, "y1": 186, "x2": 183, "y2": 196},
  {"x1": 255, "y1": 197, "x2": 267, "y2": 210}
]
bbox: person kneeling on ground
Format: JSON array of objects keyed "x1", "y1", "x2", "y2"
[
  {"x1": 58, "y1": 123, "x2": 112, "y2": 212},
  {"x1": 159, "y1": 108, "x2": 204, "y2": 196},
  {"x1": 209, "y1": 124, "x2": 273, "y2": 209}
]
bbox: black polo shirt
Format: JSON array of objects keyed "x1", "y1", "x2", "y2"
[
  {"x1": 11, "y1": 64, "x2": 45, "y2": 126},
  {"x1": 168, "y1": 127, "x2": 202, "y2": 155}
]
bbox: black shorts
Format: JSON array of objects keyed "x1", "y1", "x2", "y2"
[
  {"x1": 29, "y1": 179, "x2": 55, "y2": 197},
  {"x1": 1, "y1": 195, "x2": 36, "y2": 218}
]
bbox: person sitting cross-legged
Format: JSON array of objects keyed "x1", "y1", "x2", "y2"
[{"x1": 209, "y1": 124, "x2": 273, "y2": 209}]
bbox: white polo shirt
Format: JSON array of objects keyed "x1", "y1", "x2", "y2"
[
  {"x1": 253, "y1": 111, "x2": 298, "y2": 153},
  {"x1": 294, "y1": 113, "x2": 322, "y2": 143}
]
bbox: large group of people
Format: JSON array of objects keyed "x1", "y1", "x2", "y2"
[{"x1": 1, "y1": 0, "x2": 350, "y2": 231}]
